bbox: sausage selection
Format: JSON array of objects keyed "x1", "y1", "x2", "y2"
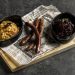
[{"x1": 19, "y1": 17, "x2": 44, "y2": 53}]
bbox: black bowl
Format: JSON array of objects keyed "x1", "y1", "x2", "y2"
[
  {"x1": 49, "y1": 12, "x2": 75, "y2": 43},
  {"x1": 0, "y1": 15, "x2": 23, "y2": 47}
]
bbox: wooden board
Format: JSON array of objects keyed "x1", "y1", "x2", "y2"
[{"x1": 0, "y1": 38, "x2": 75, "y2": 72}]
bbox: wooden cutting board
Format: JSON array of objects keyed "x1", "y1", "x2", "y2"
[{"x1": 0, "y1": 37, "x2": 75, "y2": 72}]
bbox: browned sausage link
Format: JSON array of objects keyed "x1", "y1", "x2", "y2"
[
  {"x1": 36, "y1": 17, "x2": 44, "y2": 50},
  {"x1": 26, "y1": 43, "x2": 35, "y2": 51},
  {"x1": 19, "y1": 18, "x2": 39, "y2": 46},
  {"x1": 38, "y1": 17, "x2": 44, "y2": 36},
  {"x1": 33, "y1": 18, "x2": 39, "y2": 28},
  {"x1": 30, "y1": 18, "x2": 40, "y2": 51},
  {"x1": 25, "y1": 22, "x2": 40, "y2": 53},
  {"x1": 23, "y1": 18, "x2": 40, "y2": 51},
  {"x1": 27, "y1": 18, "x2": 40, "y2": 51},
  {"x1": 29, "y1": 18, "x2": 39, "y2": 36},
  {"x1": 19, "y1": 35, "x2": 32, "y2": 46}
]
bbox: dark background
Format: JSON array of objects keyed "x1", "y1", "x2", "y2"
[{"x1": 0, "y1": 0, "x2": 75, "y2": 75}]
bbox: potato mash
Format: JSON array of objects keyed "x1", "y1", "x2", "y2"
[{"x1": 0, "y1": 21, "x2": 19, "y2": 41}]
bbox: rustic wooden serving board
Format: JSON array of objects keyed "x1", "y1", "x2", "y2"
[{"x1": 0, "y1": 37, "x2": 75, "y2": 72}]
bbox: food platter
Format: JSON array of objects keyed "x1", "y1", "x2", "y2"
[{"x1": 0, "y1": 5, "x2": 75, "y2": 72}]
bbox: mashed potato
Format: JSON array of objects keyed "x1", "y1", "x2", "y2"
[{"x1": 0, "y1": 21, "x2": 19, "y2": 41}]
